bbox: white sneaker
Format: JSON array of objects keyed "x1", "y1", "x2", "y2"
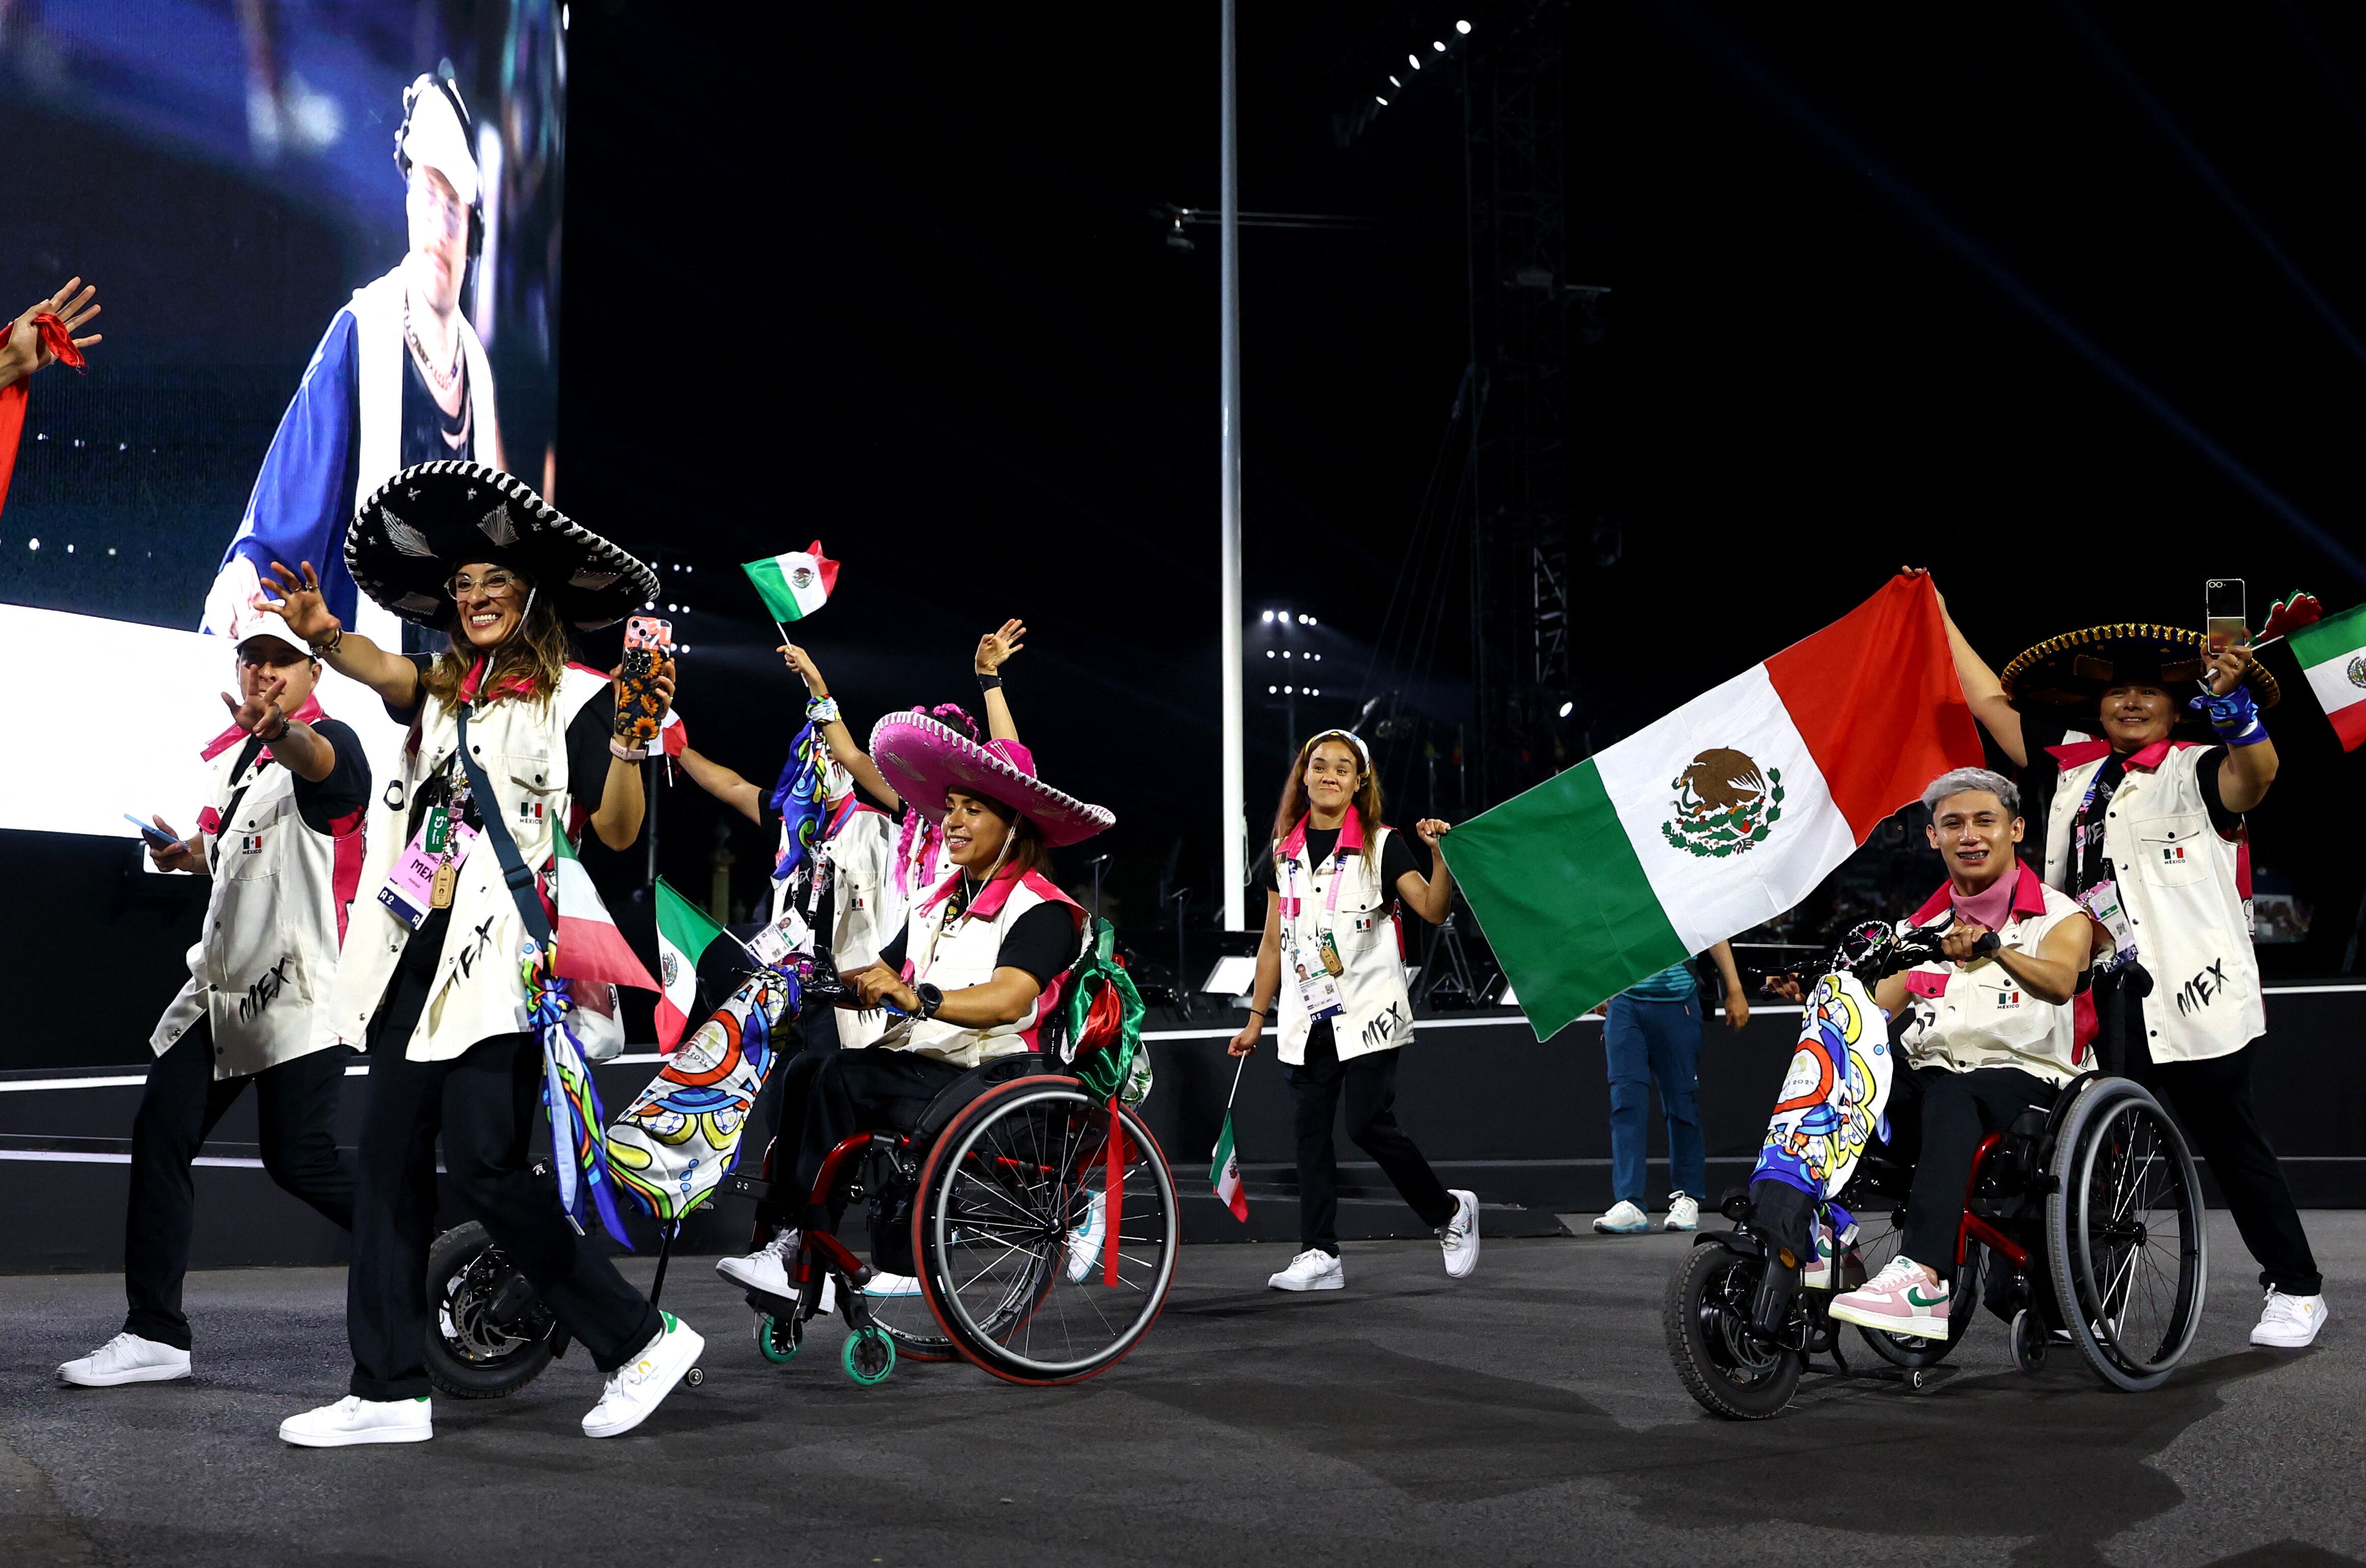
[
  {"x1": 1438, "y1": 1189, "x2": 1481, "y2": 1279},
  {"x1": 715, "y1": 1227, "x2": 798, "y2": 1297},
  {"x1": 1266, "y1": 1248, "x2": 1345, "y2": 1292},
  {"x1": 1065, "y1": 1190, "x2": 1108, "y2": 1283},
  {"x1": 1663, "y1": 1194, "x2": 1701, "y2": 1233},
  {"x1": 58, "y1": 1332, "x2": 190, "y2": 1388},
  {"x1": 1593, "y1": 1199, "x2": 1650, "y2": 1235},
  {"x1": 861, "y1": 1271, "x2": 923, "y2": 1298},
  {"x1": 582, "y1": 1313, "x2": 705, "y2": 1439},
  {"x1": 2251, "y1": 1290, "x2": 2329, "y2": 1349},
  {"x1": 279, "y1": 1394, "x2": 432, "y2": 1447}
]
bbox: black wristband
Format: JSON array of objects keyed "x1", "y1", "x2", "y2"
[{"x1": 977, "y1": 673, "x2": 1004, "y2": 691}]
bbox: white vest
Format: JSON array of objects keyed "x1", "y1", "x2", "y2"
[
  {"x1": 151, "y1": 720, "x2": 363, "y2": 1079},
  {"x1": 347, "y1": 267, "x2": 502, "y2": 660},
  {"x1": 778, "y1": 804, "x2": 901, "y2": 1051},
  {"x1": 329, "y1": 666, "x2": 610, "y2": 1062},
  {"x1": 1891, "y1": 871, "x2": 2085, "y2": 1085},
  {"x1": 1273, "y1": 823, "x2": 1415, "y2": 1067},
  {"x1": 874, "y1": 870, "x2": 1081, "y2": 1069},
  {"x1": 2043, "y1": 740, "x2": 2261, "y2": 1063}
]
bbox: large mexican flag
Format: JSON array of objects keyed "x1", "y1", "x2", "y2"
[{"x1": 1443, "y1": 575, "x2": 1983, "y2": 1039}]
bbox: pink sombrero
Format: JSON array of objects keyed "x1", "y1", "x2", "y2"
[{"x1": 869, "y1": 712, "x2": 1114, "y2": 849}]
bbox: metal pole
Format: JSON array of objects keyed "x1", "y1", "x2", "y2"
[{"x1": 1218, "y1": 0, "x2": 1247, "y2": 931}]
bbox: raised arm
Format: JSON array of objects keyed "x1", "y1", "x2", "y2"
[
  {"x1": 779, "y1": 642, "x2": 900, "y2": 812},
  {"x1": 677, "y1": 743, "x2": 764, "y2": 824},
  {"x1": 1924, "y1": 572, "x2": 2025, "y2": 768},
  {"x1": 220, "y1": 675, "x2": 337, "y2": 783},
  {"x1": 586, "y1": 659, "x2": 674, "y2": 852},
  {"x1": 2200, "y1": 639, "x2": 2278, "y2": 815},
  {"x1": 974, "y1": 618, "x2": 1025, "y2": 745},
  {"x1": 255, "y1": 560, "x2": 421, "y2": 709},
  {"x1": 0, "y1": 277, "x2": 102, "y2": 393}
]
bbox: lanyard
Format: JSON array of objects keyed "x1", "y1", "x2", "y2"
[
  {"x1": 1281, "y1": 842, "x2": 1349, "y2": 938},
  {"x1": 2068, "y1": 757, "x2": 2123, "y2": 890}
]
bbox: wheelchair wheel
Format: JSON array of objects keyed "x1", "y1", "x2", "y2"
[
  {"x1": 1665, "y1": 1243, "x2": 1800, "y2": 1420},
  {"x1": 912, "y1": 1075, "x2": 1178, "y2": 1385},
  {"x1": 2045, "y1": 1077, "x2": 2207, "y2": 1392},
  {"x1": 425, "y1": 1222, "x2": 558, "y2": 1399},
  {"x1": 1847, "y1": 1209, "x2": 1982, "y2": 1369}
]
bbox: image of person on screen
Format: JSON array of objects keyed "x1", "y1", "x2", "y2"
[{"x1": 200, "y1": 74, "x2": 504, "y2": 645}]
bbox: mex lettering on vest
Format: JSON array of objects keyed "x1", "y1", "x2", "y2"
[
  {"x1": 237, "y1": 955, "x2": 296, "y2": 1025},
  {"x1": 1359, "y1": 998, "x2": 1411, "y2": 1053},
  {"x1": 2175, "y1": 957, "x2": 2231, "y2": 1017}
]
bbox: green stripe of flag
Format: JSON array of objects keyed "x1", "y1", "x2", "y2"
[
  {"x1": 741, "y1": 557, "x2": 808, "y2": 624},
  {"x1": 2287, "y1": 602, "x2": 2366, "y2": 667},
  {"x1": 1439, "y1": 756, "x2": 1688, "y2": 1039}
]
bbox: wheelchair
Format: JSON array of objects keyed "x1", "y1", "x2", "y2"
[
  {"x1": 729, "y1": 1049, "x2": 1179, "y2": 1387},
  {"x1": 1667, "y1": 922, "x2": 2209, "y2": 1419}
]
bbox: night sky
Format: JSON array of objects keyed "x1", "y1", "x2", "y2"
[{"x1": 560, "y1": 3, "x2": 2366, "y2": 974}]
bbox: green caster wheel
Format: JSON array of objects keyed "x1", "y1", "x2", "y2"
[
  {"x1": 754, "y1": 1313, "x2": 800, "y2": 1364},
  {"x1": 843, "y1": 1327, "x2": 896, "y2": 1386}
]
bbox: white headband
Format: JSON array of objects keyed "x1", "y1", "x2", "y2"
[{"x1": 1302, "y1": 728, "x2": 1371, "y2": 775}]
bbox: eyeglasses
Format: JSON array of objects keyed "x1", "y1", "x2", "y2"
[{"x1": 446, "y1": 569, "x2": 525, "y2": 601}]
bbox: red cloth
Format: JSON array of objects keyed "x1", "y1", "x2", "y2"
[{"x1": 0, "y1": 314, "x2": 87, "y2": 523}]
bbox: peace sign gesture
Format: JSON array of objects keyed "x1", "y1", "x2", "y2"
[{"x1": 252, "y1": 560, "x2": 340, "y2": 648}]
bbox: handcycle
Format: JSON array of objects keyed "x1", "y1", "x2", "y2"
[
  {"x1": 422, "y1": 916, "x2": 1175, "y2": 1395},
  {"x1": 1666, "y1": 921, "x2": 2209, "y2": 1419}
]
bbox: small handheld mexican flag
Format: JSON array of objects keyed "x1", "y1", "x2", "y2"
[
  {"x1": 653, "y1": 876, "x2": 729, "y2": 1052},
  {"x1": 2288, "y1": 602, "x2": 2366, "y2": 750},
  {"x1": 1209, "y1": 1112, "x2": 1249, "y2": 1222},
  {"x1": 741, "y1": 541, "x2": 839, "y2": 625}
]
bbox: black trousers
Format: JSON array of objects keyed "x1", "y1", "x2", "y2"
[
  {"x1": 2100, "y1": 973, "x2": 2322, "y2": 1294},
  {"x1": 124, "y1": 1021, "x2": 355, "y2": 1350},
  {"x1": 346, "y1": 1029, "x2": 659, "y2": 1400},
  {"x1": 748, "y1": 1044, "x2": 832, "y2": 1233},
  {"x1": 1285, "y1": 1024, "x2": 1454, "y2": 1256},
  {"x1": 788, "y1": 1050, "x2": 966, "y2": 1231},
  {"x1": 1890, "y1": 1064, "x2": 2056, "y2": 1270}
]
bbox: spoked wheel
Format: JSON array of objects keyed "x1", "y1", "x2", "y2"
[
  {"x1": 913, "y1": 1076, "x2": 1178, "y2": 1385},
  {"x1": 1665, "y1": 1243, "x2": 1801, "y2": 1420},
  {"x1": 425, "y1": 1222, "x2": 558, "y2": 1398},
  {"x1": 2046, "y1": 1078, "x2": 2208, "y2": 1391},
  {"x1": 1846, "y1": 1207, "x2": 1983, "y2": 1369}
]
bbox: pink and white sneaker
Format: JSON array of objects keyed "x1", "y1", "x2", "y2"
[{"x1": 1827, "y1": 1255, "x2": 1950, "y2": 1338}]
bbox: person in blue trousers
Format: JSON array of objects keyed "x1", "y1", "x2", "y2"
[{"x1": 1591, "y1": 942, "x2": 1748, "y2": 1235}]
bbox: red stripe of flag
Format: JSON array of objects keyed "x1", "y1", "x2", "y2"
[{"x1": 1763, "y1": 574, "x2": 1986, "y2": 840}]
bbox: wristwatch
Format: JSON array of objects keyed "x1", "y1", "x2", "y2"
[{"x1": 913, "y1": 982, "x2": 945, "y2": 1020}]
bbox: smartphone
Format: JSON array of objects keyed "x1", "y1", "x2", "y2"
[
  {"x1": 614, "y1": 616, "x2": 675, "y2": 748},
  {"x1": 124, "y1": 813, "x2": 179, "y2": 848},
  {"x1": 2205, "y1": 579, "x2": 2247, "y2": 656}
]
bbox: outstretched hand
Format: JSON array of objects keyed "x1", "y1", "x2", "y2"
[
  {"x1": 221, "y1": 675, "x2": 287, "y2": 739},
  {"x1": 0, "y1": 278, "x2": 102, "y2": 385},
  {"x1": 252, "y1": 560, "x2": 340, "y2": 647},
  {"x1": 976, "y1": 618, "x2": 1026, "y2": 677}
]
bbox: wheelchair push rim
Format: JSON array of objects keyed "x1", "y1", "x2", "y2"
[
  {"x1": 2047, "y1": 1078, "x2": 2207, "y2": 1391},
  {"x1": 913, "y1": 1075, "x2": 1179, "y2": 1385},
  {"x1": 1843, "y1": 1205, "x2": 1982, "y2": 1369}
]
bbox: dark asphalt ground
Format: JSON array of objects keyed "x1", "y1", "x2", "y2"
[{"x1": 0, "y1": 1214, "x2": 2358, "y2": 1568}]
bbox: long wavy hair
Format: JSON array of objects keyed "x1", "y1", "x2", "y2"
[
  {"x1": 420, "y1": 573, "x2": 570, "y2": 713},
  {"x1": 1269, "y1": 731, "x2": 1384, "y2": 870}
]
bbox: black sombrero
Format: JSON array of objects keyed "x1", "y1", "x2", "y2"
[
  {"x1": 346, "y1": 461, "x2": 659, "y2": 631},
  {"x1": 1999, "y1": 622, "x2": 2280, "y2": 710}
]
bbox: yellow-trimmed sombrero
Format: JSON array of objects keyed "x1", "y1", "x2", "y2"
[{"x1": 1999, "y1": 623, "x2": 2279, "y2": 710}]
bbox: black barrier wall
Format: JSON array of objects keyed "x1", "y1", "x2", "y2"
[{"x1": 4, "y1": 994, "x2": 2362, "y2": 1272}]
